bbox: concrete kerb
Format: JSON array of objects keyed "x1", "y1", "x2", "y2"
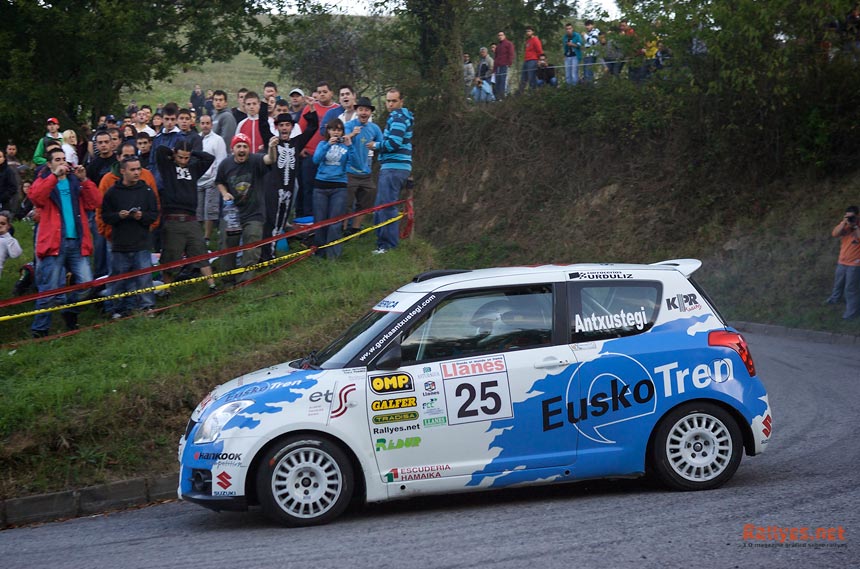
[
  {"x1": 1, "y1": 472, "x2": 177, "y2": 529},
  {"x1": 1, "y1": 322, "x2": 856, "y2": 529}
]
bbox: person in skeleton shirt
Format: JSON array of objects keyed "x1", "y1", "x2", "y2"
[{"x1": 261, "y1": 112, "x2": 317, "y2": 260}]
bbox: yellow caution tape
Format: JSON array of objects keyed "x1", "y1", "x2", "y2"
[{"x1": 0, "y1": 213, "x2": 403, "y2": 323}]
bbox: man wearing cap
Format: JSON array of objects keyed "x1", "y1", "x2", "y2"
[
  {"x1": 33, "y1": 117, "x2": 64, "y2": 166},
  {"x1": 29, "y1": 147, "x2": 101, "y2": 337},
  {"x1": 288, "y1": 88, "x2": 306, "y2": 123},
  {"x1": 211, "y1": 90, "x2": 237, "y2": 147},
  {"x1": 368, "y1": 88, "x2": 413, "y2": 254},
  {"x1": 343, "y1": 97, "x2": 383, "y2": 235},
  {"x1": 216, "y1": 133, "x2": 269, "y2": 281},
  {"x1": 155, "y1": 139, "x2": 216, "y2": 289},
  {"x1": 261, "y1": 113, "x2": 317, "y2": 260}
]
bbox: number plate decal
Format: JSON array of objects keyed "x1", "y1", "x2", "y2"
[{"x1": 440, "y1": 355, "x2": 514, "y2": 425}]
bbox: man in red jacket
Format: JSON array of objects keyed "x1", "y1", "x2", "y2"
[
  {"x1": 494, "y1": 31, "x2": 515, "y2": 100},
  {"x1": 518, "y1": 26, "x2": 543, "y2": 93},
  {"x1": 29, "y1": 147, "x2": 102, "y2": 337}
]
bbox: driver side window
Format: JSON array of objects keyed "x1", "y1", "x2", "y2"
[{"x1": 400, "y1": 285, "x2": 554, "y2": 365}]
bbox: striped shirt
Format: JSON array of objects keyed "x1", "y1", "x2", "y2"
[{"x1": 378, "y1": 107, "x2": 413, "y2": 171}]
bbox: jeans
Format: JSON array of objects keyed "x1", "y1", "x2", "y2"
[
  {"x1": 537, "y1": 77, "x2": 558, "y2": 87},
  {"x1": 90, "y1": 210, "x2": 110, "y2": 278},
  {"x1": 564, "y1": 55, "x2": 579, "y2": 85},
  {"x1": 519, "y1": 60, "x2": 538, "y2": 92},
  {"x1": 32, "y1": 238, "x2": 93, "y2": 333},
  {"x1": 219, "y1": 220, "x2": 263, "y2": 283},
  {"x1": 582, "y1": 56, "x2": 597, "y2": 83},
  {"x1": 111, "y1": 250, "x2": 155, "y2": 313},
  {"x1": 313, "y1": 187, "x2": 347, "y2": 259},
  {"x1": 296, "y1": 155, "x2": 317, "y2": 218},
  {"x1": 374, "y1": 169, "x2": 410, "y2": 251},
  {"x1": 607, "y1": 60, "x2": 625, "y2": 76},
  {"x1": 493, "y1": 65, "x2": 509, "y2": 100},
  {"x1": 827, "y1": 263, "x2": 860, "y2": 319}
]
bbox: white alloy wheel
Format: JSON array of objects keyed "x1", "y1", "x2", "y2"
[
  {"x1": 257, "y1": 437, "x2": 354, "y2": 526},
  {"x1": 651, "y1": 402, "x2": 743, "y2": 491},
  {"x1": 665, "y1": 412, "x2": 733, "y2": 482}
]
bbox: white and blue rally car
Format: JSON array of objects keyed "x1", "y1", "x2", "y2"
[{"x1": 178, "y1": 259, "x2": 772, "y2": 526}]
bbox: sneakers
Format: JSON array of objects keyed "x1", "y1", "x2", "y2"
[
  {"x1": 371, "y1": 248, "x2": 388, "y2": 255},
  {"x1": 208, "y1": 283, "x2": 218, "y2": 291},
  {"x1": 111, "y1": 312, "x2": 124, "y2": 321},
  {"x1": 31, "y1": 329, "x2": 49, "y2": 339}
]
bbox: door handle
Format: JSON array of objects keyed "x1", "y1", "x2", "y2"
[{"x1": 534, "y1": 358, "x2": 571, "y2": 369}]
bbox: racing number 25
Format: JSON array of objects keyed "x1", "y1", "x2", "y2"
[
  {"x1": 447, "y1": 378, "x2": 513, "y2": 425},
  {"x1": 456, "y1": 381, "x2": 501, "y2": 418}
]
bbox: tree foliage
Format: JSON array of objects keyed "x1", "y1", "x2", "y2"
[{"x1": 0, "y1": 0, "x2": 265, "y2": 148}]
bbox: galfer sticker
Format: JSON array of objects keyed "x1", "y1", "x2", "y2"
[{"x1": 372, "y1": 291, "x2": 429, "y2": 313}]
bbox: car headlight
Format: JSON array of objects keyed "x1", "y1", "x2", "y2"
[{"x1": 194, "y1": 400, "x2": 253, "y2": 444}]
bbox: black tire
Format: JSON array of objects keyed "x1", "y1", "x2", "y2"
[
  {"x1": 256, "y1": 435, "x2": 354, "y2": 526},
  {"x1": 650, "y1": 402, "x2": 743, "y2": 491}
]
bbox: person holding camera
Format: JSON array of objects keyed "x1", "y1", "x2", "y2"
[
  {"x1": 826, "y1": 205, "x2": 860, "y2": 319},
  {"x1": 311, "y1": 118, "x2": 362, "y2": 260},
  {"x1": 101, "y1": 156, "x2": 159, "y2": 318},
  {"x1": 29, "y1": 147, "x2": 101, "y2": 337}
]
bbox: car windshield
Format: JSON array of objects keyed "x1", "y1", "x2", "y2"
[{"x1": 314, "y1": 308, "x2": 402, "y2": 369}]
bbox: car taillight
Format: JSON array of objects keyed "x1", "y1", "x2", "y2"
[{"x1": 708, "y1": 330, "x2": 756, "y2": 377}]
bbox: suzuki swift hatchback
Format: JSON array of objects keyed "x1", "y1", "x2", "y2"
[{"x1": 178, "y1": 259, "x2": 772, "y2": 526}]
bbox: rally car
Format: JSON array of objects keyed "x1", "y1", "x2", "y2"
[{"x1": 178, "y1": 259, "x2": 772, "y2": 526}]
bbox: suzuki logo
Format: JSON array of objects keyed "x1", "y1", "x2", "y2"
[
  {"x1": 762, "y1": 414, "x2": 772, "y2": 438},
  {"x1": 216, "y1": 471, "x2": 232, "y2": 490}
]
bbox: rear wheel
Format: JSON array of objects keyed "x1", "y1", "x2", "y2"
[
  {"x1": 256, "y1": 435, "x2": 353, "y2": 526},
  {"x1": 651, "y1": 402, "x2": 743, "y2": 491}
]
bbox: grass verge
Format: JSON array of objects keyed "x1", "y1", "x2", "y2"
[{"x1": 0, "y1": 234, "x2": 436, "y2": 498}]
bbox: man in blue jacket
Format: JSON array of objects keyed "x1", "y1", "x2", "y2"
[
  {"x1": 367, "y1": 89, "x2": 413, "y2": 254},
  {"x1": 343, "y1": 97, "x2": 384, "y2": 235}
]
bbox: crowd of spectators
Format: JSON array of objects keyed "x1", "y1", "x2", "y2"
[
  {"x1": 463, "y1": 19, "x2": 673, "y2": 102},
  {"x1": 464, "y1": 8, "x2": 860, "y2": 101},
  {"x1": 3, "y1": 80, "x2": 413, "y2": 337}
]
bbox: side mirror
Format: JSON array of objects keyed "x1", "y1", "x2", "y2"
[{"x1": 374, "y1": 342, "x2": 402, "y2": 371}]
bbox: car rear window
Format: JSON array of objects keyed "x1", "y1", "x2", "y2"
[{"x1": 569, "y1": 281, "x2": 662, "y2": 343}]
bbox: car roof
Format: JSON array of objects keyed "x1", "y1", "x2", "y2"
[{"x1": 400, "y1": 259, "x2": 702, "y2": 294}]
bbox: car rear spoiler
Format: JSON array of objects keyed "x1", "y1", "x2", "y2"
[{"x1": 650, "y1": 258, "x2": 702, "y2": 278}]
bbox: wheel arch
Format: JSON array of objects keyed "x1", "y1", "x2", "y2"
[
  {"x1": 644, "y1": 397, "x2": 756, "y2": 475},
  {"x1": 244, "y1": 429, "x2": 367, "y2": 508}
]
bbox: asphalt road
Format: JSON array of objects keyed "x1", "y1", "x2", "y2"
[{"x1": 1, "y1": 332, "x2": 857, "y2": 569}]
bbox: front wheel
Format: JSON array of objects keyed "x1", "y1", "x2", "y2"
[
  {"x1": 256, "y1": 436, "x2": 354, "y2": 526},
  {"x1": 650, "y1": 402, "x2": 743, "y2": 491}
]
